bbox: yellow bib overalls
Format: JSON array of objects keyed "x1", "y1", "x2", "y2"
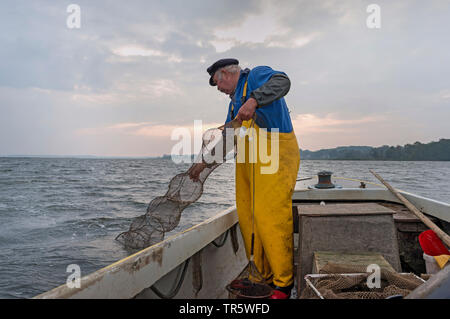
[{"x1": 234, "y1": 81, "x2": 300, "y2": 288}]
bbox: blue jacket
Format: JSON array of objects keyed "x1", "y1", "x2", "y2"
[{"x1": 225, "y1": 66, "x2": 293, "y2": 133}]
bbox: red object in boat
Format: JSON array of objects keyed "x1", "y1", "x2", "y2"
[{"x1": 419, "y1": 230, "x2": 450, "y2": 256}]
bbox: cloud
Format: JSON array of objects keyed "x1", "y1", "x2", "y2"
[
  {"x1": 112, "y1": 45, "x2": 184, "y2": 63},
  {"x1": 292, "y1": 112, "x2": 398, "y2": 151},
  {"x1": 69, "y1": 78, "x2": 183, "y2": 106},
  {"x1": 266, "y1": 32, "x2": 321, "y2": 49},
  {"x1": 210, "y1": 2, "x2": 324, "y2": 52},
  {"x1": 77, "y1": 120, "x2": 224, "y2": 138},
  {"x1": 439, "y1": 89, "x2": 450, "y2": 100},
  {"x1": 292, "y1": 113, "x2": 384, "y2": 134},
  {"x1": 212, "y1": 5, "x2": 288, "y2": 52},
  {"x1": 112, "y1": 46, "x2": 165, "y2": 58},
  {"x1": 1, "y1": 1, "x2": 449, "y2": 156},
  {"x1": 73, "y1": 120, "x2": 226, "y2": 156}
]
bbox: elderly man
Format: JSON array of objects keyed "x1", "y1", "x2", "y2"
[{"x1": 191, "y1": 58, "x2": 300, "y2": 299}]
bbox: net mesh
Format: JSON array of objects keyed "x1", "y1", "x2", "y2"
[
  {"x1": 226, "y1": 264, "x2": 273, "y2": 299},
  {"x1": 300, "y1": 263, "x2": 424, "y2": 299},
  {"x1": 115, "y1": 120, "x2": 240, "y2": 250}
]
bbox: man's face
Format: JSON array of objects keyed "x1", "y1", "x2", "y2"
[{"x1": 213, "y1": 69, "x2": 237, "y2": 95}]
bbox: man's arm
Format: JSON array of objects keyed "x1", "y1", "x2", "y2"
[
  {"x1": 249, "y1": 73, "x2": 291, "y2": 107},
  {"x1": 235, "y1": 73, "x2": 290, "y2": 123}
]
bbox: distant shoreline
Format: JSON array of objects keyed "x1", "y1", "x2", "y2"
[
  {"x1": 300, "y1": 138, "x2": 449, "y2": 161},
  {"x1": 2, "y1": 138, "x2": 448, "y2": 161}
]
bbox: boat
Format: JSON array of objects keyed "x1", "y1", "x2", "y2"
[{"x1": 34, "y1": 172, "x2": 450, "y2": 299}]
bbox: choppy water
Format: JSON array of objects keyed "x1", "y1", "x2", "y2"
[{"x1": 0, "y1": 157, "x2": 449, "y2": 298}]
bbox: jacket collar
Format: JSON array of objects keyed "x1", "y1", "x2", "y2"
[{"x1": 230, "y1": 68, "x2": 250, "y2": 102}]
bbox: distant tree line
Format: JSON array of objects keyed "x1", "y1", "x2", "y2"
[{"x1": 300, "y1": 139, "x2": 450, "y2": 161}]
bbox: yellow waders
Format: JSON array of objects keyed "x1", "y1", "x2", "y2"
[{"x1": 235, "y1": 120, "x2": 300, "y2": 288}]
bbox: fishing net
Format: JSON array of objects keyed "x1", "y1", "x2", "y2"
[
  {"x1": 115, "y1": 120, "x2": 241, "y2": 250},
  {"x1": 300, "y1": 263, "x2": 424, "y2": 299},
  {"x1": 226, "y1": 264, "x2": 273, "y2": 299}
]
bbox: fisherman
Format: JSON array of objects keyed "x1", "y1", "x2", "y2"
[{"x1": 190, "y1": 58, "x2": 300, "y2": 299}]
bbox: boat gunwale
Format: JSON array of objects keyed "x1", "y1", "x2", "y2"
[{"x1": 34, "y1": 206, "x2": 240, "y2": 299}]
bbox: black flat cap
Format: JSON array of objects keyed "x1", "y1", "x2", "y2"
[{"x1": 207, "y1": 58, "x2": 239, "y2": 86}]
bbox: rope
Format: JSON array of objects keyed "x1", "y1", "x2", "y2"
[
  {"x1": 150, "y1": 258, "x2": 190, "y2": 299},
  {"x1": 250, "y1": 117, "x2": 256, "y2": 260},
  {"x1": 211, "y1": 229, "x2": 229, "y2": 247}
]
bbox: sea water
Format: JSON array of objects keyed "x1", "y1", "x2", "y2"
[{"x1": 0, "y1": 157, "x2": 449, "y2": 298}]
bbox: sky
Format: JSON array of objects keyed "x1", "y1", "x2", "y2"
[{"x1": 1, "y1": 0, "x2": 449, "y2": 157}]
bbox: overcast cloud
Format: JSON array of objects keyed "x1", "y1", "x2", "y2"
[{"x1": 1, "y1": 0, "x2": 449, "y2": 156}]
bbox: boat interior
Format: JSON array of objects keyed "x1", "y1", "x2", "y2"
[{"x1": 34, "y1": 174, "x2": 450, "y2": 299}]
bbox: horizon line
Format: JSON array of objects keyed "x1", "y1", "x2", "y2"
[{"x1": 1, "y1": 137, "x2": 447, "y2": 159}]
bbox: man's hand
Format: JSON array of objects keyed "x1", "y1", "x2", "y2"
[
  {"x1": 235, "y1": 97, "x2": 258, "y2": 124},
  {"x1": 188, "y1": 162, "x2": 206, "y2": 181}
]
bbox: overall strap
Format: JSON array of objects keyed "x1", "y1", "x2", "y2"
[
  {"x1": 230, "y1": 78, "x2": 249, "y2": 119},
  {"x1": 242, "y1": 80, "x2": 248, "y2": 100}
]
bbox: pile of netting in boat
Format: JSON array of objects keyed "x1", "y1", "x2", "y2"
[
  {"x1": 300, "y1": 263, "x2": 424, "y2": 299},
  {"x1": 116, "y1": 120, "x2": 240, "y2": 250}
]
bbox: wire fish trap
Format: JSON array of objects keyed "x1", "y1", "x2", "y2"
[
  {"x1": 116, "y1": 119, "x2": 240, "y2": 250},
  {"x1": 227, "y1": 242, "x2": 273, "y2": 299},
  {"x1": 226, "y1": 264, "x2": 273, "y2": 299},
  {"x1": 226, "y1": 279, "x2": 273, "y2": 299}
]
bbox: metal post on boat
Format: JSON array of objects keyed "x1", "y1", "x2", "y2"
[{"x1": 314, "y1": 171, "x2": 336, "y2": 189}]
